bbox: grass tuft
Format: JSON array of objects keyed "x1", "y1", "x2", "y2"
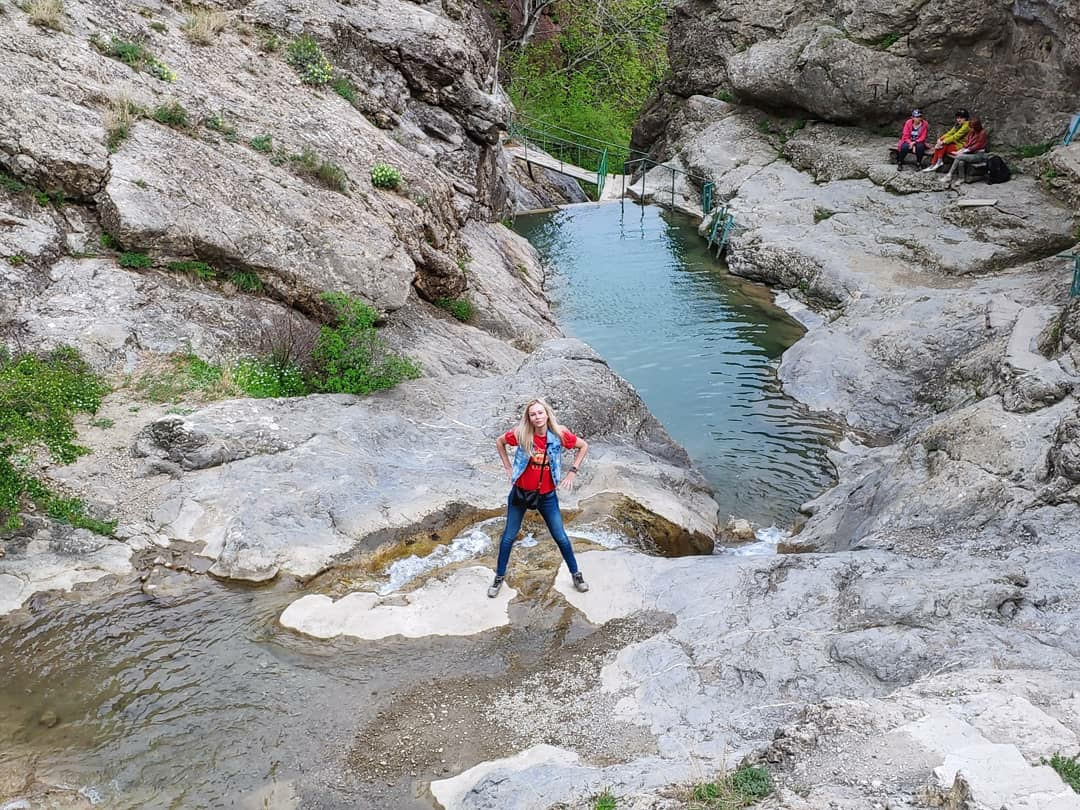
[
  {"x1": 26, "y1": 0, "x2": 64, "y2": 30},
  {"x1": 290, "y1": 148, "x2": 349, "y2": 194},
  {"x1": 688, "y1": 765, "x2": 773, "y2": 808},
  {"x1": 435, "y1": 297, "x2": 473, "y2": 322},
  {"x1": 166, "y1": 259, "x2": 216, "y2": 280},
  {"x1": 181, "y1": 8, "x2": 228, "y2": 45},
  {"x1": 592, "y1": 792, "x2": 617, "y2": 810},
  {"x1": 332, "y1": 77, "x2": 357, "y2": 105},
  {"x1": 105, "y1": 96, "x2": 141, "y2": 152},
  {"x1": 249, "y1": 133, "x2": 273, "y2": 153},
  {"x1": 152, "y1": 100, "x2": 189, "y2": 129}
]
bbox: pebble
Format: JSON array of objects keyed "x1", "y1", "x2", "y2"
[{"x1": 38, "y1": 710, "x2": 59, "y2": 728}]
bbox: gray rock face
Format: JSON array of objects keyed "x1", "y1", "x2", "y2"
[{"x1": 661, "y1": 0, "x2": 1080, "y2": 145}]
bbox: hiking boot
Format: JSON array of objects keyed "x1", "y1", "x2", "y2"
[
  {"x1": 572, "y1": 571, "x2": 589, "y2": 593},
  {"x1": 487, "y1": 575, "x2": 504, "y2": 598},
  {"x1": 896, "y1": 161, "x2": 903, "y2": 172}
]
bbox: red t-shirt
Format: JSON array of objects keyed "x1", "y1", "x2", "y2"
[{"x1": 505, "y1": 429, "x2": 578, "y2": 494}]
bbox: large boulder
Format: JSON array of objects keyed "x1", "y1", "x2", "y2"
[{"x1": 660, "y1": 0, "x2": 1080, "y2": 145}]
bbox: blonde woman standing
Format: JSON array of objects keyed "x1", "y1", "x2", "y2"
[{"x1": 490, "y1": 398, "x2": 590, "y2": 597}]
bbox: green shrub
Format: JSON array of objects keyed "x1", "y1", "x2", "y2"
[
  {"x1": 7, "y1": 254, "x2": 25, "y2": 266},
  {"x1": 1, "y1": 170, "x2": 26, "y2": 194},
  {"x1": 729, "y1": 766, "x2": 772, "y2": 800},
  {"x1": 370, "y1": 162, "x2": 401, "y2": 189},
  {"x1": 592, "y1": 793, "x2": 617, "y2": 810},
  {"x1": 0, "y1": 346, "x2": 111, "y2": 532},
  {"x1": 119, "y1": 251, "x2": 152, "y2": 268},
  {"x1": 436, "y1": 297, "x2": 472, "y2": 322},
  {"x1": 228, "y1": 271, "x2": 262, "y2": 292},
  {"x1": 332, "y1": 77, "x2": 357, "y2": 104},
  {"x1": 1049, "y1": 753, "x2": 1080, "y2": 793},
  {"x1": 232, "y1": 356, "x2": 308, "y2": 398},
  {"x1": 716, "y1": 89, "x2": 734, "y2": 103},
  {"x1": 309, "y1": 292, "x2": 421, "y2": 395},
  {"x1": 250, "y1": 133, "x2": 273, "y2": 152},
  {"x1": 285, "y1": 34, "x2": 334, "y2": 85},
  {"x1": 152, "y1": 101, "x2": 189, "y2": 129},
  {"x1": 166, "y1": 259, "x2": 216, "y2": 280},
  {"x1": 99, "y1": 232, "x2": 117, "y2": 249},
  {"x1": 93, "y1": 35, "x2": 175, "y2": 81}
]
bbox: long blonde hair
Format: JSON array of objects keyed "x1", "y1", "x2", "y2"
[{"x1": 513, "y1": 398, "x2": 568, "y2": 455}]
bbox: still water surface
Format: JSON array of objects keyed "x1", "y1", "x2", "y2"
[{"x1": 514, "y1": 202, "x2": 838, "y2": 525}]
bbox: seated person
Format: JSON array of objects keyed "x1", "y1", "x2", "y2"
[
  {"x1": 941, "y1": 119, "x2": 988, "y2": 185},
  {"x1": 922, "y1": 109, "x2": 971, "y2": 172},
  {"x1": 896, "y1": 109, "x2": 928, "y2": 170}
]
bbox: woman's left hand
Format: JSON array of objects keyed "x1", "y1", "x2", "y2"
[{"x1": 559, "y1": 471, "x2": 576, "y2": 492}]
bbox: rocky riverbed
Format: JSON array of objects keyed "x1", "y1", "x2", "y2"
[{"x1": 3, "y1": 0, "x2": 1080, "y2": 808}]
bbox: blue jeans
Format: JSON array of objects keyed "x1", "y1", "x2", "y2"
[{"x1": 496, "y1": 490, "x2": 579, "y2": 577}]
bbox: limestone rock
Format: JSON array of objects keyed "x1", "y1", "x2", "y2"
[{"x1": 663, "y1": 0, "x2": 1080, "y2": 144}]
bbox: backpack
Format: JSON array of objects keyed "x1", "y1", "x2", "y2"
[{"x1": 986, "y1": 155, "x2": 1011, "y2": 184}]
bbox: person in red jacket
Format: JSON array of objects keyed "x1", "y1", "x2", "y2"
[
  {"x1": 896, "y1": 109, "x2": 929, "y2": 171},
  {"x1": 941, "y1": 119, "x2": 989, "y2": 186}
]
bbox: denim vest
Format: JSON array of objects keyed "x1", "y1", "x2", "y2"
[{"x1": 510, "y1": 429, "x2": 564, "y2": 488}]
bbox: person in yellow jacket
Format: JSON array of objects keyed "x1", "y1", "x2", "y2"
[{"x1": 922, "y1": 109, "x2": 971, "y2": 171}]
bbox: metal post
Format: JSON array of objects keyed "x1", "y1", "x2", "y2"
[{"x1": 671, "y1": 169, "x2": 676, "y2": 210}]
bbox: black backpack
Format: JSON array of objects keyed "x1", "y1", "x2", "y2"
[{"x1": 986, "y1": 155, "x2": 1011, "y2": 184}]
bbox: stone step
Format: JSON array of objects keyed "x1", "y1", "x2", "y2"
[{"x1": 936, "y1": 742, "x2": 1080, "y2": 810}]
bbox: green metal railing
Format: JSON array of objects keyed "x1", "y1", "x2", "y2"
[
  {"x1": 1059, "y1": 253, "x2": 1080, "y2": 297},
  {"x1": 507, "y1": 113, "x2": 736, "y2": 250}
]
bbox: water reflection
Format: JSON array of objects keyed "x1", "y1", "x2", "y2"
[{"x1": 515, "y1": 202, "x2": 838, "y2": 525}]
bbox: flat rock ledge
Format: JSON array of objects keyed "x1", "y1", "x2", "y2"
[
  {"x1": 0, "y1": 529, "x2": 133, "y2": 615},
  {"x1": 279, "y1": 566, "x2": 516, "y2": 640}
]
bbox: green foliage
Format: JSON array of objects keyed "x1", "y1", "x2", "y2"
[
  {"x1": 1, "y1": 170, "x2": 26, "y2": 193},
  {"x1": 250, "y1": 133, "x2": 273, "y2": 152},
  {"x1": 0, "y1": 346, "x2": 110, "y2": 532},
  {"x1": 332, "y1": 77, "x2": 357, "y2": 104},
  {"x1": 870, "y1": 32, "x2": 901, "y2": 49},
  {"x1": 149, "y1": 20, "x2": 166, "y2": 32},
  {"x1": 205, "y1": 111, "x2": 239, "y2": 141},
  {"x1": 1015, "y1": 142, "x2": 1054, "y2": 159},
  {"x1": 90, "y1": 417, "x2": 114, "y2": 429},
  {"x1": 133, "y1": 352, "x2": 228, "y2": 402},
  {"x1": 166, "y1": 259, "x2": 216, "y2": 280},
  {"x1": 729, "y1": 766, "x2": 772, "y2": 800},
  {"x1": 93, "y1": 34, "x2": 176, "y2": 81},
  {"x1": 506, "y1": 0, "x2": 668, "y2": 148},
  {"x1": 592, "y1": 792, "x2": 617, "y2": 810},
  {"x1": 152, "y1": 100, "x2": 189, "y2": 129},
  {"x1": 259, "y1": 31, "x2": 281, "y2": 52},
  {"x1": 119, "y1": 251, "x2": 152, "y2": 268},
  {"x1": 813, "y1": 208, "x2": 834, "y2": 223},
  {"x1": 1049, "y1": 753, "x2": 1080, "y2": 793},
  {"x1": 715, "y1": 89, "x2": 734, "y2": 103},
  {"x1": 689, "y1": 765, "x2": 773, "y2": 808},
  {"x1": 309, "y1": 292, "x2": 421, "y2": 395},
  {"x1": 99, "y1": 232, "x2": 117, "y2": 250},
  {"x1": 233, "y1": 357, "x2": 308, "y2": 398},
  {"x1": 291, "y1": 148, "x2": 349, "y2": 193},
  {"x1": 228, "y1": 270, "x2": 263, "y2": 292},
  {"x1": 7, "y1": 254, "x2": 25, "y2": 266},
  {"x1": 286, "y1": 34, "x2": 334, "y2": 85},
  {"x1": 370, "y1": 162, "x2": 401, "y2": 189},
  {"x1": 436, "y1": 297, "x2": 473, "y2": 322}
]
